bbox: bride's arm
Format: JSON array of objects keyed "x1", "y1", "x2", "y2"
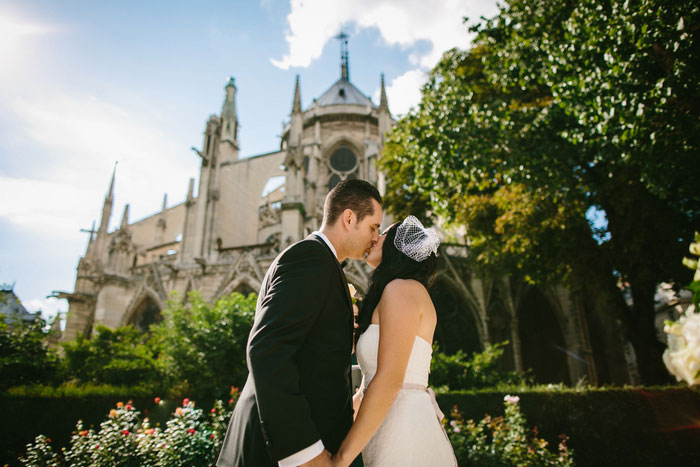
[{"x1": 332, "y1": 280, "x2": 422, "y2": 467}]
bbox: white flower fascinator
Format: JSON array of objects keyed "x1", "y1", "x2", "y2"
[{"x1": 393, "y1": 215, "x2": 440, "y2": 262}]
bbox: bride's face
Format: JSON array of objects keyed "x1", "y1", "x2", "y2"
[{"x1": 365, "y1": 226, "x2": 390, "y2": 268}]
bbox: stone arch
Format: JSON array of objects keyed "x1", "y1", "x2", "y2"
[
  {"x1": 517, "y1": 285, "x2": 571, "y2": 384},
  {"x1": 429, "y1": 274, "x2": 483, "y2": 355},
  {"x1": 216, "y1": 276, "x2": 261, "y2": 300},
  {"x1": 121, "y1": 286, "x2": 164, "y2": 332},
  {"x1": 487, "y1": 298, "x2": 516, "y2": 371}
]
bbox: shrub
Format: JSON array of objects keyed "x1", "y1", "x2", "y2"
[
  {"x1": 20, "y1": 390, "x2": 239, "y2": 467},
  {"x1": 61, "y1": 325, "x2": 163, "y2": 389},
  {"x1": 0, "y1": 317, "x2": 60, "y2": 388},
  {"x1": 431, "y1": 340, "x2": 532, "y2": 391},
  {"x1": 447, "y1": 395, "x2": 575, "y2": 466},
  {"x1": 152, "y1": 291, "x2": 256, "y2": 400}
]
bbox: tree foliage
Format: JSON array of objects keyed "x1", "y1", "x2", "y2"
[
  {"x1": 381, "y1": 0, "x2": 700, "y2": 383},
  {"x1": 0, "y1": 318, "x2": 59, "y2": 388},
  {"x1": 153, "y1": 291, "x2": 256, "y2": 400},
  {"x1": 61, "y1": 325, "x2": 162, "y2": 389}
]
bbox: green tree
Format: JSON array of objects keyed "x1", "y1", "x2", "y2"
[
  {"x1": 0, "y1": 317, "x2": 60, "y2": 388},
  {"x1": 61, "y1": 324, "x2": 163, "y2": 389},
  {"x1": 153, "y1": 291, "x2": 256, "y2": 400},
  {"x1": 382, "y1": 0, "x2": 699, "y2": 383}
]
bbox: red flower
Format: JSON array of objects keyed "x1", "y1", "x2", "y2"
[
  {"x1": 209, "y1": 433, "x2": 215, "y2": 440},
  {"x1": 154, "y1": 397, "x2": 161, "y2": 404},
  {"x1": 125, "y1": 404, "x2": 133, "y2": 411},
  {"x1": 122, "y1": 430, "x2": 130, "y2": 436},
  {"x1": 228, "y1": 398, "x2": 234, "y2": 405},
  {"x1": 230, "y1": 386, "x2": 239, "y2": 395},
  {"x1": 182, "y1": 398, "x2": 190, "y2": 406},
  {"x1": 46, "y1": 438, "x2": 51, "y2": 443},
  {"x1": 188, "y1": 428, "x2": 196, "y2": 434},
  {"x1": 211, "y1": 408, "x2": 216, "y2": 413},
  {"x1": 161, "y1": 443, "x2": 166, "y2": 448},
  {"x1": 79, "y1": 430, "x2": 88, "y2": 437}
]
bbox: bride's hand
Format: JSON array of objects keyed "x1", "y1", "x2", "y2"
[{"x1": 329, "y1": 453, "x2": 349, "y2": 467}]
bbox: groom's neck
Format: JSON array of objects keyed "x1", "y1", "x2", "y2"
[{"x1": 318, "y1": 225, "x2": 345, "y2": 262}]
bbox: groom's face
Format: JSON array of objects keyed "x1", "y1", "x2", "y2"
[{"x1": 346, "y1": 199, "x2": 383, "y2": 260}]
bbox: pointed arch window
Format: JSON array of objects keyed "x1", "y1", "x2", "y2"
[{"x1": 328, "y1": 144, "x2": 359, "y2": 190}]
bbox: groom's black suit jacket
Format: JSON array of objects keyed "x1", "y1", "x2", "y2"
[{"x1": 217, "y1": 235, "x2": 355, "y2": 466}]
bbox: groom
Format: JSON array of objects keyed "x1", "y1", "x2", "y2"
[{"x1": 217, "y1": 179, "x2": 383, "y2": 467}]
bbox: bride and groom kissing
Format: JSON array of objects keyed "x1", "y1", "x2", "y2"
[{"x1": 216, "y1": 179, "x2": 457, "y2": 467}]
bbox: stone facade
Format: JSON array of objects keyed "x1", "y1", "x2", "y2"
[{"x1": 58, "y1": 61, "x2": 637, "y2": 386}]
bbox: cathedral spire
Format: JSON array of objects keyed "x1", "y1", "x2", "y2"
[
  {"x1": 379, "y1": 73, "x2": 389, "y2": 112},
  {"x1": 220, "y1": 76, "x2": 238, "y2": 147},
  {"x1": 335, "y1": 31, "x2": 349, "y2": 81},
  {"x1": 120, "y1": 204, "x2": 129, "y2": 230},
  {"x1": 98, "y1": 163, "x2": 117, "y2": 234},
  {"x1": 292, "y1": 75, "x2": 302, "y2": 114}
]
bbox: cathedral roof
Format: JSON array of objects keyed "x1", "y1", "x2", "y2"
[{"x1": 315, "y1": 77, "x2": 373, "y2": 107}]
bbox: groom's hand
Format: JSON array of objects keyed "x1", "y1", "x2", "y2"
[{"x1": 299, "y1": 449, "x2": 332, "y2": 467}]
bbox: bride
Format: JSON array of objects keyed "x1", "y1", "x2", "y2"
[{"x1": 331, "y1": 216, "x2": 457, "y2": 467}]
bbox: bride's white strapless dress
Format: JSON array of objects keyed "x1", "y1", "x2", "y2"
[{"x1": 356, "y1": 324, "x2": 457, "y2": 466}]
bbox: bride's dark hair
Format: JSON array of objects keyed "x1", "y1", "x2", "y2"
[{"x1": 355, "y1": 221, "x2": 438, "y2": 341}]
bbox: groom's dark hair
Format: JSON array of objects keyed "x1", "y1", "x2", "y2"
[{"x1": 323, "y1": 179, "x2": 382, "y2": 226}]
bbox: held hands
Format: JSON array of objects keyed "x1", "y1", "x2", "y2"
[
  {"x1": 329, "y1": 452, "x2": 351, "y2": 467},
  {"x1": 299, "y1": 449, "x2": 332, "y2": 467}
]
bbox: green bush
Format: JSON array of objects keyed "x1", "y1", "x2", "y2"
[
  {"x1": 431, "y1": 341, "x2": 532, "y2": 391},
  {"x1": 152, "y1": 291, "x2": 256, "y2": 400},
  {"x1": 20, "y1": 392, "x2": 239, "y2": 467},
  {"x1": 0, "y1": 318, "x2": 60, "y2": 388},
  {"x1": 447, "y1": 395, "x2": 574, "y2": 466},
  {"x1": 61, "y1": 325, "x2": 163, "y2": 389}
]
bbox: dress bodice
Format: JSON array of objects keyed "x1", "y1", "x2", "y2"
[{"x1": 356, "y1": 323, "x2": 432, "y2": 388}]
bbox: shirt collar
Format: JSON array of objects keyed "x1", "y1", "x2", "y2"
[{"x1": 312, "y1": 230, "x2": 338, "y2": 260}]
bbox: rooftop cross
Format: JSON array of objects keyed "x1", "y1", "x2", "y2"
[{"x1": 334, "y1": 31, "x2": 349, "y2": 81}]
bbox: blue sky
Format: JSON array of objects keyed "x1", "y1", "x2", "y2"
[{"x1": 0, "y1": 0, "x2": 499, "y2": 324}]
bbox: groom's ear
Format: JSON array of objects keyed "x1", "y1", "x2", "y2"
[{"x1": 341, "y1": 208, "x2": 355, "y2": 230}]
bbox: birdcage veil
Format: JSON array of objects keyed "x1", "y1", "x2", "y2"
[{"x1": 393, "y1": 215, "x2": 440, "y2": 262}]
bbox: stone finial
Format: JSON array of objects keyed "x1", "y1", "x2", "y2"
[
  {"x1": 379, "y1": 73, "x2": 389, "y2": 113},
  {"x1": 292, "y1": 75, "x2": 302, "y2": 114},
  {"x1": 120, "y1": 204, "x2": 129, "y2": 230}
]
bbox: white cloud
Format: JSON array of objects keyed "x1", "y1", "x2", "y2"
[
  {"x1": 273, "y1": 0, "x2": 499, "y2": 115},
  {"x1": 373, "y1": 69, "x2": 426, "y2": 117},
  {"x1": 0, "y1": 7, "x2": 63, "y2": 85},
  {"x1": 6, "y1": 93, "x2": 197, "y2": 233},
  {"x1": 24, "y1": 297, "x2": 67, "y2": 325},
  {"x1": 272, "y1": 0, "x2": 499, "y2": 70}
]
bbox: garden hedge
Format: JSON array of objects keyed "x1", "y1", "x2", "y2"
[
  {"x1": 3, "y1": 386, "x2": 699, "y2": 466},
  {"x1": 437, "y1": 387, "x2": 700, "y2": 466}
]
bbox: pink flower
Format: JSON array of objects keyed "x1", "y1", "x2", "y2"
[
  {"x1": 453, "y1": 426, "x2": 461, "y2": 433},
  {"x1": 211, "y1": 408, "x2": 217, "y2": 414},
  {"x1": 504, "y1": 394, "x2": 520, "y2": 404},
  {"x1": 175, "y1": 407, "x2": 183, "y2": 416},
  {"x1": 182, "y1": 398, "x2": 190, "y2": 406},
  {"x1": 145, "y1": 428, "x2": 155, "y2": 435},
  {"x1": 125, "y1": 404, "x2": 133, "y2": 411},
  {"x1": 154, "y1": 397, "x2": 161, "y2": 404},
  {"x1": 228, "y1": 398, "x2": 234, "y2": 405}
]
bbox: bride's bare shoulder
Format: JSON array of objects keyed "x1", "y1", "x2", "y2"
[{"x1": 381, "y1": 279, "x2": 429, "y2": 302}]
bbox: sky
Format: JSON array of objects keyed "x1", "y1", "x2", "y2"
[{"x1": 0, "y1": 0, "x2": 499, "y2": 326}]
